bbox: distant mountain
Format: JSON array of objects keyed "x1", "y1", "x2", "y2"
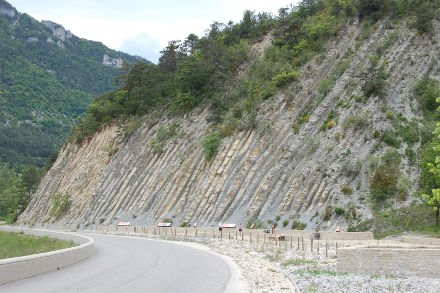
[{"x1": 0, "y1": 0, "x2": 145, "y2": 167}]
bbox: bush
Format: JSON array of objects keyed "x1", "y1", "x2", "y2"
[
  {"x1": 275, "y1": 215, "x2": 281, "y2": 221},
  {"x1": 335, "y1": 207, "x2": 346, "y2": 216},
  {"x1": 324, "y1": 206, "x2": 332, "y2": 221},
  {"x1": 162, "y1": 218, "x2": 173, "y2": 224},
  {"x1": 341, "y1": 184, "x2": 353, "y2": 195},
  {"x1": 415, "y1": 77, "x2": 440, "y2": 113},
  {"x1": 363, "y1": 65, "x2": 387, "y2": 98},
  {"x1": 246, "y1": 219, "x2": 265, "y2": 229},
  {"x1": 291, "y1": 220, "x2": 306, "y2": 230},
  {"x1": 171, "y1": 92, "x2": 199, "y2": 114},
  {"x1": 272, "y1": 70, "x2": 300, "y2": 87},
  {"x1": 282, "y1": 219, "x2": 289, "y2": 227},
  {"x1": 370, "y1": 149, "x2": 401, "y2": 203},
  {"x1": 49, "y1": 192, "x2": 71, "y2": 220},
  {"x1": 180, "y1": 222, "x2": 191, "y2": 227},
  {"x1": 382, "y1": 130, "x2": 401, "y2": 148},
  {"x1": 201, "y1": 131, "x2": 222, "y2": 161}
]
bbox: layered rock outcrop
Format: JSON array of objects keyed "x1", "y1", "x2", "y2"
[{"x1": 20, "y1": 20, "x2": 439, "y2": 230}]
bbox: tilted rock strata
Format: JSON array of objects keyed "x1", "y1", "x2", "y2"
[{"x1": 20, "y1": 20, "x2": 438, "y2": 229}]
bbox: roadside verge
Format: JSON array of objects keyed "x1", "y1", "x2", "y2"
[{"x1": 0, "y1": 226, "x2": 94, "y2": 285}]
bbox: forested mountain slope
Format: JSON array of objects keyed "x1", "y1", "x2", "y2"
[
  {"x1": 0, "y1": 0, "x2": 142, "y2": 167},
  {"x1": 19, "y1": 0, "x2": 440, "y2": 233}
]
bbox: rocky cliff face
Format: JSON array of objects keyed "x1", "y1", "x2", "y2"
[{"x1": 19, "y1": 20, "x2": 440, "y2": 230}]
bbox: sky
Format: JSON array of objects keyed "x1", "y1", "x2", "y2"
[{"x1": 7, "y1": 0, "x2": 297, "y2": 63}]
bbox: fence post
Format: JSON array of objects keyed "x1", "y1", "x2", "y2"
[
  {"x1": 336, "y1": 242, "x2": 338, "y2": 257},
  {"x1": 186, "y1": 229, "x2": 187, "y2": 236},
  {"x1": 311, "y1": 239, "x2": 313, "y2": 252},
  {"x1": 250, "y1": 232, "x2": 252, "y2": 243},
  {"x1": 317, "y1": 240, "x2": 319, "y2": 254},
  {"x1": 291, "y1": 236, "x2": 292, "y2": 248},
  {"x1": 195, "y1": 229, "x2": 197, "y2": 237},
  {"x1": 326, "y1": 241, "x2": 328, "y2": 257},
  {"x1": 297, "y1": 237, "x2": 300, "y2": 250},
  {"x1": 302, "y1": 237, "x2": 304, "y2": 251}
]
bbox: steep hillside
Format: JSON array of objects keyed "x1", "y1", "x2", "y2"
[
  {"x1": 19, "y1": 0, "x2": 440, "y2": 231},
  {"x1": 0, "y1": 0, "x2": 142, "y2": 167}
]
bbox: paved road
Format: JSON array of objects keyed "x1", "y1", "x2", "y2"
[{"x1": 0, "y1": 233, "x2": 231, "y2": 293}]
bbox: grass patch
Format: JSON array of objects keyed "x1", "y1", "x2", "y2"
[
  {"x1": 349, "y1": 204, "x2": 440, "y2": 238},
  {"x1": 0, "y1": 231, "x2": 75, "y2": 259},
  {"x1": 49, "y1": 192, "x2": 71, "y2": 220}
]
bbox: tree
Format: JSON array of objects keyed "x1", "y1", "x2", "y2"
[{"x1": 423, "y1": 98, "x2": 440, "y2": 226}]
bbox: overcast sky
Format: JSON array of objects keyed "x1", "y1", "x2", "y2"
[{"x1": 8, "y1": 0, "x2": 298, "y2": 63}]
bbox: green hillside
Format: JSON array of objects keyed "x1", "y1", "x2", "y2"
[{"x1": 0, "y1": 0, "x2": 143, "y2": 168}]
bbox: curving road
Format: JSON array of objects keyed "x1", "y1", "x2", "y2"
[{"x1": 0, "y1": 233, "x2": 232, "y2": 293}]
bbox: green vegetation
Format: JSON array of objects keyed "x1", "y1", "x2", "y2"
[
  {"x1": 49, "y1": 192, "x2": 71, "y2": 220},
  {"x1": 201, "y1": 131, "x2": 222, "y2": 161},
  {"x1": 282, "y1": 219, "x2": 289, "y2": 227},
  {"x1": 422, "y1": 98, "x2": 440, "y2": 225},
  {"x1": 349, "y1": 204, "x2": 440, "y2": 238},
  {"x1": 335, "y1": 207, "x2": 346, "y2": 216},
  {"x1": 341, "y1": 184, "x2": 353, "y2": 195},
  {"x1": 150, "y1": 123, "x2": 183, "y2": 154},
  {"x1": 0, "y1": 230, "x2": 75, "y2": 259},
  {"x1": 370, "y1": 149, "x2": 401, "y2": 204},
  {"x1": 0, "y1": 164, "x2": 42, "y2": 223},
  {"x1": 0, "y1": 6, "x2": 140, "y2": 167},
  {"x1": 291, "y1": 220, "x2": 306, "y2": 230},
  {"x1": 162, "y1": 218, "x2": 173, "y2": 224},
  {"x1": 180, "y1": 222, "x2": 191, "y2": 227},
  {"x1": 247, "y1": 219, "x2": 265, "y2": 229}
]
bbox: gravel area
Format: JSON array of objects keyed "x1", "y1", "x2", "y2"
[{"x1": 95, "y1": 229, "x2": 440, "y2": 292}]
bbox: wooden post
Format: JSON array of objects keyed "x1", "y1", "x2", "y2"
[
  {"x1": 325, "y1": 241, "x2": 328, "y2": 257},
  {"x1": 195, "y1": 229, "x2": 198, "y2": 237},
  {"x1": 317, "y1": 240, "x2": 319, "y2": 254},
  {"x1": 297, "y1": 237, "x2": 300, "y2": 250},
  {"x1": 242, "y1": 231, "x2": 244, "y2": 241},
  {"x1": 228, "y1": 232, "x2": 231, "y2": 240},
  {"x1": 336, "y1": 242, "x2": 338, "y2": 257},
  {"x1": 311, "y1": 239, "x2": 313, "y2": 252},
  {"x1": 290, "y1": 236, "x2": 292, "y2": 248},
  {"x1": 250, "y1": 232, "x2": 252, "y2": 243}
]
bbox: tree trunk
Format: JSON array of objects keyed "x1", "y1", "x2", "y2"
[{"x1": 436, "y1": 208, "x2": 439, "y2": 226}]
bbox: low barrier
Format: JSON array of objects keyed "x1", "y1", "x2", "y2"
[
  {"x1": 337, "y1": 243, "x2": 440, "y2": 278},
  {"x1": 0, "y1": 226, "x2": 95, "y2": 285}
]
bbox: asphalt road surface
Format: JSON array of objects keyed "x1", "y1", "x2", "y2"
[{"x1": 0, "y1": 233, "x2": 231, "y2": 293}]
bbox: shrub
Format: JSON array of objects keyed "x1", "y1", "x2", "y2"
[
  {"x1": 171, "y1": 92, "x2": 198, "y2": 114},
  {"x1": 291, "y1": 220, "x2": 306, "y2": 230},
  {"x1": 324, "y1": 206, "x2": 332, "y2": 221},
  {"x1": 373, "y1": 130, "x2": 380, "y2": 138},
  {"x1": 162, "y1": 218, "x2": 173, "y2": 224},
  {"x1": 342, "y1": 111, "x2": 370, "y2": 130},
  {"x1": 246, "y1": 219, "x2": 265, "y2": 229},
  {"x1": 382, "y1": 130, "x2": 401, "y2": 148},
  {"x1": 49, "y1": 192, "x2": 71, "y2": 220},
  {"x1": 275, "y1": 215, "x2": 281, "y2": 221},
  {"x1": 272, "y1": 70, "x2": 300, "y2": 87},
  {"x1": 282, "y1": 219, "x2": 289, "y2": 227},
  {"x1": 318, "y1": 78, "x2": 334, "y2": 97},
  {"x1": 327, "y1": 119, "x2": 337, "y2": 129},
  {"x1": 341, "y1": 184, "x2": 353, "y2": 195},
  {"x1": 201, "y1": 131, "x2": 222, "y2": 161},
  {"x1": 370, "y1": 149, "x2": 401, "y2": 203},
  {"x1": 405, "y1": 147, "x2": 416, "y2": 166},
  {"x1": 335, "y1": 207, "x2": 346, "y2": 216},
  {"x1": 415, "y1": 77, "x2": 440, "y2": 113},
  {"x1": 180, "y1": 222, "x2": 191, "y2": 227},
  {"x1": 363, "y1": 65, "x2": 387, "y2": 98},
  {"x1": 99, "y1": 218, "x2": 105, "y2": 224}
]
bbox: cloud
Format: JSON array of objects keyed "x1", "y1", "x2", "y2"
[{"x1": 119, "y1": 33, "x2": 162, "y2": 63}]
